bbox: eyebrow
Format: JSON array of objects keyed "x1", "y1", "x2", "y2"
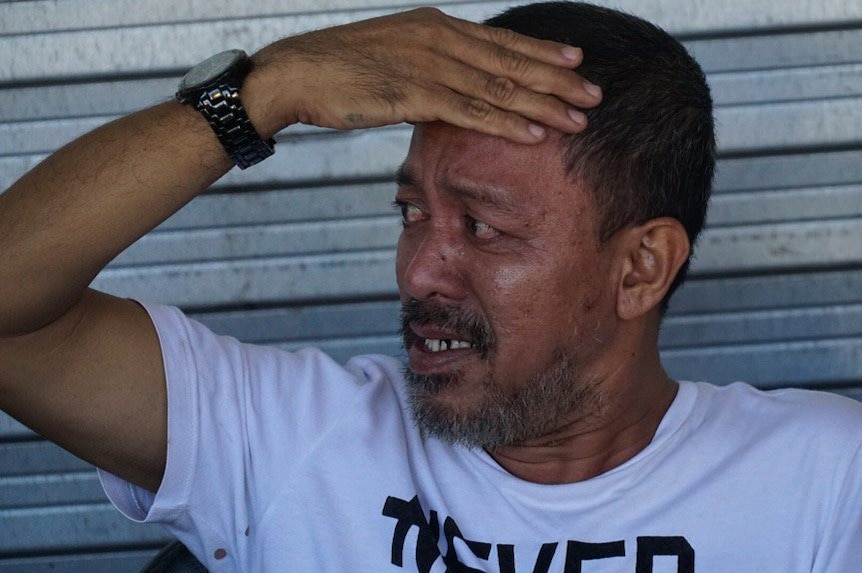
[
  {"x1": 394, "y1": 164, "x2": 416, "y2": 189},
  {"x1": 394, "y1": 164, "x2": 521, "y2": 216}
]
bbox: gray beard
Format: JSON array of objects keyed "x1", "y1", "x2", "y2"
[{"x1": 405, "y1": 348, "x2": 600, "y2": 450}]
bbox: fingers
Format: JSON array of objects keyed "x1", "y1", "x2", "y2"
[
  {"x1": 419, "y1": 88, "x2": 550, "y2": 144},
  {"x1": 440, "y1": 59, "x2": 587, "y2": 133},
  {"x1": 442, "y1": 14, "x2": 603, "y2": 109},
  {"x1": 445, "y1": 15, "x2": 583, "y2": 68}
]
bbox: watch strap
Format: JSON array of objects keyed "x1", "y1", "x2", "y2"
[{"x1": 192, "y1": 84, "x2": 275, "y2": 170}]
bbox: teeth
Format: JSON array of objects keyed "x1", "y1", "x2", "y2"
[{"x1": 423, "y1": 338, "x2": 473, "y2": 352}]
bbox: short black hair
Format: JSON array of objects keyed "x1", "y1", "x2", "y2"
[{"x1": 485, "y1": 2, "x2": 715, "y2": 310}]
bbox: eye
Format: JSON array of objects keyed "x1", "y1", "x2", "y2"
[
  {"x1": 393, "y1": 201, "x2": 425, "y2": 227},
  {"x1": 468, "y1": 217, "x2": 498, "y2": 240}
]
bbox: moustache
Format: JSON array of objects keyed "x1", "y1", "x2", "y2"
[{"x1": 400, "y1": 299, "x2": 495, "y2": 359}]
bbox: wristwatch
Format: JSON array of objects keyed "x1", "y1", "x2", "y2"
[{"x1": 176, "y1": 49, "x2": 275, "y2": 170}]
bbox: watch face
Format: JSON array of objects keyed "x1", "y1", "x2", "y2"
[{"x1": 180, "y1": 49, "x2": 246, "y2": 91}]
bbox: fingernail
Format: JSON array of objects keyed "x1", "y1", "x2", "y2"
[
  {"x1": 584, "y1": 81, "x2": 602, "y2": 99},
  {"x1": 528, "y1": 123, "x2": 546, "y2": 139},
  {"x1": 562, "y1": 46, "x2": 582, "y2": 61},
  {"x1": 568, "y1": 109, "x2": 586, "y2": 126}
]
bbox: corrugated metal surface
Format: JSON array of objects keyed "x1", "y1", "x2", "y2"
[{"x1": 1, "y1": 0, "x2": 860, "y2": 569}]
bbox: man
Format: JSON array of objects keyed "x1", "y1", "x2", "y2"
[{"x1": 0, "y1": 2, "x2": 859, "y2": 571}]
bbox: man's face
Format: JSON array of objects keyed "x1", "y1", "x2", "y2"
[{"x1": 395, "y1": 123, "x2": 622, "y2": 448}]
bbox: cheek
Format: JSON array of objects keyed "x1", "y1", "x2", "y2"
[
  {"x1": 492, "y1": 252, "x2": 608, "y2": 338},
  {"x1": 483, "y1": 256, "x2": 562, "y2": 333},
  {"x1": 395, "y1": 234, "x2": 412, "y2": 297}
]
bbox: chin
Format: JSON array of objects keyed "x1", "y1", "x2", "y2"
[{"x1": 403, "y1": 351, "x2": 600, "y2": 450}]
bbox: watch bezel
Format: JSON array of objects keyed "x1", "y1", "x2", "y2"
[{"x1": 177, "y1": 49, "x2": 248, "y2": 95}]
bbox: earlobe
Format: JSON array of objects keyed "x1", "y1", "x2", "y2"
[{"x1": 616, "y1": 218, "x2": 690, "y2": 320}]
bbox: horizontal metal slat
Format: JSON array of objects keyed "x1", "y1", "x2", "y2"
[
  {"x1": 0, "y1": 78, "x2": 174, "y2": 124},
  {"x1": 713, "y1": 149, "x2": 862, "y2": 193},
  {"x1": 693, "y1": 218, "x2": 862, "y2": 275},
  {"x1": 0, "y1": 414, "x2": 35, "y2": 440},
  {"x1": 687, "y1": 28, "x2": 862, "y2": 74},
  {"x1": 660, "y1": 304, "x2": 862, "y2": 349},
  {"x1": 669, "y1": 269, "x2": 862, "y2": 315},
  {"x1": 716, "y1": 97, "x2": 862, "y2": 155},
  {"x1": 0, "y1": 441, "x2": 91, "y2": 477},
  {"x1": 0, "y1": 471, "x2": 105, "y2": 509},
  {"x1": 0, "y1": 127, "x2": 409, "y2": 192},
  {"x1": 707, "y1": 184, "x2": 862, "y2": 227},
  {"x1": 0, "y1": 550, "x2": 158, "y2": 573},
  {"x1": 663, "y1": 337, "x2": 862, "y2": 388},
  {"x1": 92, "y1": 250, "x2": 397, "y2": 308},
  {"x1": 708, "y1": 63, "x2": 862, "y2": 107},
  {"x1": 159, "y1": 183, "x2": 394, "y2": 231},
  {"x1": 0, "y1": 116, "x2": 108, "y2": 156},
  {"x1": 0, "y1": 111, "x2": 331, "y2": 157},
  {"x1": 0, "y1": 0, "x2": 443, "y2": 35},
  {"x1": 834, "y1": 387, "x2": 862, "y2": 402},
  {"x1": 7, "y1": 0, "x2": 862, "y2": 36},
  {"x1": 111, "y1": 216, "x2": 400, "y2": 267},
  {"x1": 0, "y1": 114, "x2": 333, "y2": 157},
  {"x1": 192, "y1": 300, "x2": 400, "y2": 343},
  {"x1": 0, "y1": 503, "x2": 171, "y2": 554},
  {"x1": 0, "y1": 8, "x2": 403, "y2": 83},
  {"x1": 276, "y1": 334, "x2": 405, "y2": 365}
]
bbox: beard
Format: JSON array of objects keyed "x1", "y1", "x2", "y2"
[{"x1": 401, "y1": 299, "x2": 600, "y2": 450}]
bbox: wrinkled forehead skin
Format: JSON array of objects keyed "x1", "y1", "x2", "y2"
[{"x1": 401, "y1": 121, "x2": 598, "y2": 234}]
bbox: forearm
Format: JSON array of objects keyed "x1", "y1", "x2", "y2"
[{"x1": 0, "y1": 100, "x2": 235, "y2": 336}]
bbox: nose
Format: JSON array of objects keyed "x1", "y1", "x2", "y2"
[{"x1": 397, "y1": 225, "x2": 467, "y2": 303}]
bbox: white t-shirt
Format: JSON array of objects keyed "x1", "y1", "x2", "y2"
[{"x1": 100, "y1": 303, "x2": 862, "y2": 572}]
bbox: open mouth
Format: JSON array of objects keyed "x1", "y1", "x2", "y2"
[
  {"x1": 399, "y1": 299, "x2": 494, "y2": 373},
  {"x1": 421, "y1": 338, "x2": 475, "y2": 352},
  {"x1": 407, "y1": 323, "x2": 481, "y2": 374},
  {"x1": 408, "y1": 321, "x2": 476, "y2": 353}
]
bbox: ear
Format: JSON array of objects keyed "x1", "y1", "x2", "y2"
[{"x1": 615, "y1": 218, "x2": 690, "y2": 320}]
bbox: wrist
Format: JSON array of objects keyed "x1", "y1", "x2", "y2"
[
  {"x1": 176, "y1": 50, "x2": 275, "y2": 170},
  {"x1": 243, "y1": 53, "x2": 305, "y2": 140}
]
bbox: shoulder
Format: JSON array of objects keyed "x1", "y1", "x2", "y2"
[
  {"x1": 144, "y1": 300, "x2": 404, "y2": 385},
  {"x1": 141, "y1": 300, "x2": 408, "y2": 421},
  {"x1": 692, "y1": 381, "x2": 862, "y2": 454},
  {"x1": 698, "y1": 381, "x2": 862, "y2": 423}
]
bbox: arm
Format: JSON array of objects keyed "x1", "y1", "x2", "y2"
[{"x1": 0, "y1": 8, "x2": 600, "y2": 492}]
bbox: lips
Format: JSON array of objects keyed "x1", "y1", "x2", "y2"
[
  {"x1": 400, "y1": 299, "x2": 495, "y2": 374},
  {"x1": 407, "y1": 322, "x2": 478, "y2": 374},
  {"x1": 410, "y1": 322, "x2": 474, "y2": 349}
]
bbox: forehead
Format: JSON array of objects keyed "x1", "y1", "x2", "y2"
[{"x1": 400, "y1": 123, "x2": 589, "y2": 216}]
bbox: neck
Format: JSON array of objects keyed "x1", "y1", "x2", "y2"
[{"x1": 488, "y1": 336, "x2": 677, "y2": 484}]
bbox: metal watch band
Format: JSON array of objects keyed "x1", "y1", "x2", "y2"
[{"x1": 194, "y1": 84, "x2": 275, "y2": 170}]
